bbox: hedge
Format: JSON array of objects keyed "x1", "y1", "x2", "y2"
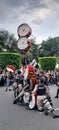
[
  {"x1": 39, "y1": 57, "x2": 57, "y2": 70},
  {"x1": 0, "y1": 52, "x2": 22, "y2": 69}
]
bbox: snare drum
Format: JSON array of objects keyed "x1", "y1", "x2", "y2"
[
  {"x1": 17, "y1": 37, "x2": 31, "y2": 51},
  {"x1": 17, "y1": 23, "x2": 32, "y2": 38},
  {"x1": 6, "y1": 65, "x2": 15, "y2": 72}
]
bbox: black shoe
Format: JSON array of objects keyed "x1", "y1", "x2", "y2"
[
  {"x1": 9, "y1": 89, "x2": 12, "y2": 91},
  {"x1": 25, "y1": 103, "x2": 31, "y2": 110},
  {"x1": 53, "y1": 115, "x2": 59, "y2": 118},
  {"x1": 13, "y1": 100, "x2": 17, "y2": 104},
  {"x1": 50, "y1": 109, "x2": 59, "y2": 118},
  {"x1": 51, "y1": 110, "x2": 59, "y2": 118},
  {"x1": 13, "y1": 98, "x2": 19, "y2": 104},
  {"x1": 55, "y1": 96, "x2": 58, "y2": 98}
]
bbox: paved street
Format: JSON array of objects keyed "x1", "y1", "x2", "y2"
[{"x1": 0, "y1": 85, "x2": 59, "y2": 130}]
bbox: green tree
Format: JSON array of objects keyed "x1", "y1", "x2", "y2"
[
  {"x1": 29, "y1": 37, "x2": 39, "y2": 62},
  {"x1": 38, "y1": 37, "x2": 59, "y2": 57},
  {"x1": 0, "y1": 29, "x2": 18, "y2": 52}
]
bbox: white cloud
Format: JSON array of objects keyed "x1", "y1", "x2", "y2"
[{"x1": 0, "y1": 0, "x2": 59, "y2": 43}]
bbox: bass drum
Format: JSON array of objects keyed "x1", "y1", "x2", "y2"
[
  {"x1": 17, "y1": 23, "x2": 32, "y2": 38},
  {"x1": 23, "y1": 92, "x2": 30, "y2": 104},
  {"x1": 17, "y1": 37, "x2": 31, "y2": 51},
  {"x1": 29, "y1": 94, "x2": 35, "y2": 109}
]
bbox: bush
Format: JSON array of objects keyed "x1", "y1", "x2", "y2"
[
  {"x1": 39, "y1": 57, "x2": 57, "y2": 70},
  {"x1": 0, "y1": 52, "x2": 21, "y2": 69}
]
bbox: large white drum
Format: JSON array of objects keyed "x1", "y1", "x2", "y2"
[
  {"x1": 23, "y1": 92, "x2": 30, "y2": 104},
  {"x1": 29, "y1": 94, "x2": 35, "y2": 109},
  {"x1": 17, "y1": 37, "x2": 31, "y2": 51},
  {"x1": 17, "y1": 23, "x2": 32, "y2": 38}
]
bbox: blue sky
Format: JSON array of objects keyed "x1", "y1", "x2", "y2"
[{"x1": 0, "y1": 0, "x2": 59, "y2": 44}]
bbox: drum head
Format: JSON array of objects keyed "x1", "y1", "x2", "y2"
[
  {"x1": 6, "y1": 65, "x2": 15, "y2": 72},
  {"x1": 17, "y1": 37, "x2": 29, "y2": 50},
  {"x1": 29, "y1": 94, "x2": 35, "y2": 109},
  {"x1": 17, "y1": 23, "x2": 32, "y2": 38}
]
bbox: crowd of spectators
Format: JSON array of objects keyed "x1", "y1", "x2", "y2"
[{"x1": 0, "y1": 68, "x2": 58, "y2": 87}]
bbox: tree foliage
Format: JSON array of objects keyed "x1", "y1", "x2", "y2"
[
  {"x1": 29, "y1": 43, "x2": 39, "y2": 61},
  {"x1": 0, "y1": 29, "x2": 18, "y2": 52},
  {"x1": 0, "y1": 29, "x2": 59, "y2": 64},
  {"x1": 38, "y1": 37, "x2": 59, "y2": 57},
  {"x1": 29, "y1": 38, "x2": 39, "y2": 62}
]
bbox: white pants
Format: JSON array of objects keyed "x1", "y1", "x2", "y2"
[{"x1": 37, "y1": 95, "x2": 46, "y2": 110}]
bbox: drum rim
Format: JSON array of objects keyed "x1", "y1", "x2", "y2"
[
  {"x1": 17, "y1": 23, "x2": 32, "y2": 38},
  {"x1": 17, "y1": 37, "x2": 31, "y2": 50}
]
